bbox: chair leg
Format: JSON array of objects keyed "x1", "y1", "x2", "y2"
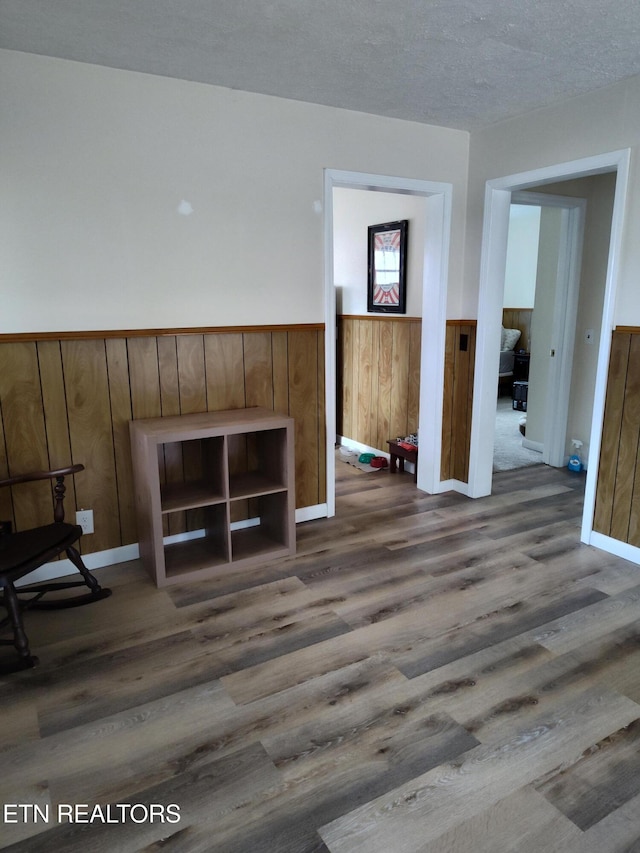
[
  {"x1": 2, "y1": 583, "x2": 38, "y2": 669},
  {"x1": 65, "y1": 545, "x2": 110, "y2": 599}
]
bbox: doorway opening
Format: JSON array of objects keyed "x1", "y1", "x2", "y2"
[
  {"x1": 323, "y1": 170, "x2": 453, "y2": 517},
  {"x1": 470, "y1": 149, "x2": 631, "y2": 553},
  {"x1": 494, "y1": 191, "x2": 588, "y2": 473}
]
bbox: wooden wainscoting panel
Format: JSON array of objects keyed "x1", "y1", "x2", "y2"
[
  {"x1": 61, "y1": 339, "x2": 121, "y2": 554},
  {"x1": 289, "y1": 330, "x2": 320, "y2": 510},
  {"x1": 441, "y1": 326, "x2": 455, "y2": 480},
  {"x1": 338, "y1": 316, "x2": 421, "y2": 455},
  {"x1": 349, "y1": 320, "x2": 361, "y2": 446},
  {"x1": 593, "y1": 328, "x2": 640, "y2": 549},
  {"x1": 407, "y1": 321, "x2": 422, "y2": 437},
  {"x1": 156, "y1": 336, "x2": 185, "y2": 535},
  {"x1": 0, "y1": 342, "x2": 52, "y2": 529},
  {"x1": 356, "y1": 319, "x2": 374, "y2": 448},
  {"x1": 317, "y1": 331, "x2": 326, "y2": 504},
  {"x1": 629, "y1": 450, "x2": 640, "y2": 548},
  {"x1": 128, "y1": 336, "x2": 166, "y2": 534},
  {"x1": 0, "y1": 326, "x2": 326, "y2": 559},
  {"x1": 369, "y1": 320, "x2": 381, "y2": 448},
  {"x1": 593, "y1": 332, "x2": 630, "y2": 537},
  {"x1": 441, "y1": 322, "x2": 476, "y2": 483},
  {"x1": 376, "y1": 320, "x2": 394, "y2": 450},
  {"x1": 176, "y1": 334, "x2": 207, "y2": 414},
  {"x1": 340, "y1": 318, "x2": 354, "y2": 442},
  {"x1": 204, "y1": 333, "x2": 246, "y2": 411},
  {"x1": 451, "y1": 326, "x2": 470, "y2": 482},
  {"x1": 243, "y1": 332, "x2": 274, "y2": 410},
  {"x1": 38, "y1": 341, "x2": 74, "y2": 472},
  {"x1": 0, "y1": 396, "x2": 11, "y2": 525},
  {"x1": 105, "y1": 338, "x2": 137, "y2": 546},
  {"x1": 128, "y1": 337, "x2": 162, "y2": 421},
  {"x1": 390, "y1": 322, "x2": 411, "y2": 443},
  {"x1": 628, "y1": 334, "x2": 640, "y2": 546},
  {"x1": 157, "y1": 336, "x2": 181, "y2": 417},
  {"x1": 272, "y1": 331, "x2": 290, "y2": 417},
  {"x1": 463, "y1": 324, "x2": 477, "y2": 479},
  {"x1": 610, "y1": 334, "x2": 640, "y2": 542},
  {"x1": 176, "y1": 335, "x2": 208, "y2": 532},
  {"x1": 37, "y1": 341, "x2": 78, "y2": 523}
]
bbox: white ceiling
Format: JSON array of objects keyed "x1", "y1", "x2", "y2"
[{"x1": 2, "y1": 0, "x2": 640, "y2": 130}]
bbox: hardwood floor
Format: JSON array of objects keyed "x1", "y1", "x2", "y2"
[{"x1": 2, "y1": 461, "x2": 640, "y2": 851}]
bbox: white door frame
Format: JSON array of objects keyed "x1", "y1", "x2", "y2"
[
  {"x1": 469, "y1": 150, "x2": 631, "y2": 553},
  {"x1": 510, "y1": 191, "x2": 586, "y2": 467},
  {"x1": 323, "y1": 169, "x2": 453, "y2": 517}
]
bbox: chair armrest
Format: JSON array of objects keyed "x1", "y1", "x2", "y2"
[
  {"x1": 0, "y1": 464, "x2": 84, "y2": 489},
  {"x1": 0, "y1": 464, "x2": 84, "y2": 524}
]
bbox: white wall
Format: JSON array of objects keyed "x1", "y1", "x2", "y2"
[
  {"x1": 0, "y1": 50, "x2": 469, "y2": 333},
  {"x1": 466, "y1": 73, "x2": 640, "y2": 326},
  {"x1": 504, "y1": 205, "x2": 540, "y2": 308},
  {"x1": 333, "y1": 188, "x2": 426, "y2": 316}
]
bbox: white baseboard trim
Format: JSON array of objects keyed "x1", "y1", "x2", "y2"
[
  {"x1": 17, "y1": 542, "x2": 140, "y2": 586},
  {"x1": 296, "y1": 504, "x2": 328, "y2": 522},
  {"x1": 522, "y1": 438, "x2": 544, "y2": 453},
  {"x1": 337, "y1": 435, "x2": 389, "y2": 459},
  {"x1": 19, "y1": 504, "x2": 329, "y2": 585},
  {"x1": 587, "y1": 531, "x2": 640, "y2": 565},
  {"x1": 438, "y1": 478, "x2": 471, "y2": 496}
]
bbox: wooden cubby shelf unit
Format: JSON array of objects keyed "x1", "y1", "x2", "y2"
[{"x1": 129, "y1": 407, "x2": 296, "y2": 587}]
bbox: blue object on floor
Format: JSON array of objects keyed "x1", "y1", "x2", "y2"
[{"x1": 567, "y1": 454, "x2": 582, "y2": 472}]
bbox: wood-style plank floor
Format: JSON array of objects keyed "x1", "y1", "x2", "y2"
[{"x1": 2, "y1": 461, "x2": 640, "y2": 852}]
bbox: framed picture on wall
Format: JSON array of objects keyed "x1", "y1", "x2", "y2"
[{"x1": 367, "y1": 220, "x2": 408, "y2": 314}]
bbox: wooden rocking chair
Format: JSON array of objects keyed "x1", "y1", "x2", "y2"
[{"x1": 0, "y1": 464, "x2": 111, "y2": 672}]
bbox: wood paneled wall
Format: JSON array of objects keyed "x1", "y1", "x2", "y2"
[
  {"x1": 338, "y1": 315, "x2": 476, "y2": 484},
  {"x1": 441, "y1": 321, "x2": 476, "y2": 483},
  {"x1": 337, "y1": 316, "x2": 421, "y2": 452},
  {"x1": 502, "y1": 308, "x2": 533, "y2": 352},
  {"x1": 593, "y1": 328, "x2": 640, "y2": 545},
  {"x1": 0, "y1": 326, "x2": 325, "y2": 557}
]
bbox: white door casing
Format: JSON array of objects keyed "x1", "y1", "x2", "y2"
[{"x1": 323, "y1": 169, "x2": 453, "y2": 517}]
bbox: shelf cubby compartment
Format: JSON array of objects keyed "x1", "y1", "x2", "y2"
[
  {"x1": 228, "y1": 428, "x2": 288, "y2": 499},
  {"x1": 163, "y1": 504, "x2": 230, "y2": 582},
  {"x1": 160, "y1": 436, "x2": 227, "y2": 511},
  {"x1": 230, "y1": 491, "x2": 292, "y2": 563}
]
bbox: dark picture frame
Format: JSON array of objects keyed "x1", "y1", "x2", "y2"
[{"x1": 367, "y1": 220, "x2": 408, "y2": 314}]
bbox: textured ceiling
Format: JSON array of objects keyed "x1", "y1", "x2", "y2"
[{"x1": 2, "y1": 0, "x2": 640, "y2": 130}]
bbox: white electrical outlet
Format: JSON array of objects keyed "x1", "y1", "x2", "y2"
[{"x1": 76, "y1": 509, "x2": 94, "y2": 535}]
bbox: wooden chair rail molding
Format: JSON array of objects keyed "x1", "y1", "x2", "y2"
[{"x1": 0, "y1": 326, "x2": 326, "y2": 560}]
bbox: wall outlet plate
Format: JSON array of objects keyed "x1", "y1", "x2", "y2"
[{"x1": 76, "y1": 509, "x2": 94, "y2": 535}]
